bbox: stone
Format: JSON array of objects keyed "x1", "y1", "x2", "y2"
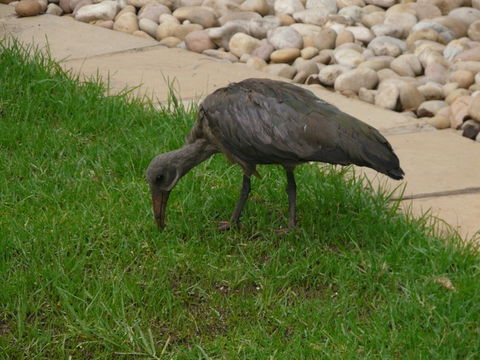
[
  {"x1": 443, "y1": 40, "x2": 469, "y2": 62},
  {"x1": 453, "y1": 48, "x2": 480, "y2": 63},
  {"x1": 417, "y1": 100, "x2": 448, "y2": 117},
  {"x1": 185, "y1": 30, "x2": 215, "y2": 53},
  {"x1": 290, "y1": 23, "x2": 323, "y2": 37},
  {"x1": 92, "y1": 19, "x2": 114, "y2": 29},
  {"x1": 426, "y1": 115, "x2": 450, "y2": 129},
  {"x1": 201, "y1": 0, "x2": 238, "y2": 12},
  {"x1": 418, "y1": 82, "x2": 444, "y2": 100},
  {"x1": 173, "y1": 6, "x2": 217, "y2": 28},
  {"x1": 277, "y1": 14, "x2": 296, "y2": 26},
  {"x1": 46, "y1": 3, "x2": 63, "y2": 15},
  {"x1": 334, "y1": 67, "x2": 379, "y2": 93},
  {"x1": 384, "y1": 12, "x2": 417, "y2": 36},
  {"x1": 368, "y1": 36, "x2": 406, "y2": 57},
  {"x1": 461, "y1": 119, "x2": 480, "y2": 139},
  {"x1": 417, "y1": 0, "x2": 463, "y2": 15},
  {"x1": 229, "y1": 32, "x2": 261, "y2": 57},
  {"x1": 173, "y1": 23, "x2": 203, "y2": 40},
  {"x1": 160, "y1": 14, "x2": 180, "y2": 24},
  {"x1": 358, "y1": 87, "x2": 376, "y2": 104},
  {"x1": 415, "y1": 3, "x2": 442, "y2": 20},
  {"x1": 293, "y1": 7, "x2": 330, "y2": 25},
  {"x1": 449, "y1": 70, "x2": 475, "y2": 89},
  {"x1": 450, "y1": 96, "x2": 472, "y2": 128},
  {"x1": 293, "y1": 57, "x2": 319, "y2": 75},
  {"x1": 293, "y1": 71, "x2": 308, "y2": 83},
  {"x1": 264, "y1": 64, "x2": 297, "y2": 79},
  {"x1": 318, "y1": 64, "x2": 350, "y2": 86},
  {"x1": 390, "y1": 54, "x2": 422, "y2": 77},
  {"x1": 113, "y1": 12, "x2": 138, "y2": 34},
  {"x1": 335, "y1": 30, "x2": 354, "y2": 46},
  {"x1": 468, "y1": 95, "x2": 480, "y2": 122},
  {"x1": 313, "y1": 28, "x2": 336, "y2": 50},
  {"x1": 448, "y1": 7, "x2": 480, "y2": 27},
  {"x1": 270, "y1": 48, "x2": 301, "y2": 63},
  {"x1": 248, "y1": 16, "x2": 282, "y2": 39},
  {"x1": 365, "y1": 0, "x2": 395, "y2": 7},
  {"x1": 274, "y1": 0, "x2": 304, "y2": 15},
  {"x1": 338, "y1": 5, "x2": 362, "y2": 23},
  {"x1": 128, "y1": 0, "x2": 171, "y2": 8},
  {"x1": 424, "y1": 63, "x2": 447, "y2": 85},
  {"x1": 240, "y1": 0, "x2": 269, "y2": 15},
  {"x1": 311, "y1": 49, "x2": 333, "y2": 64},
  {"x1": 432, "y1": 16, "x2": 468, "y2": 39},
  {"x1": 246, "y1": 56, "x2": 267, "y2": 70},
  {"x1": 412, "y1": 20, "x2": 455, "y2": 44},
  {"x1": 406, "y1": 29, "x2": 445, "y2": 49},
  {"x1": 218, "y1": 11, "x2": 261, "y2": 25},
  {"x1": 333, "y1": 48, "x2": 364, "y2": 68},
  {"x1": 251, "y1": 41, "x2": 275, "y2": 61},
  {"x1": 372, "y1": 24, "x2": 403, "y2": 38},
  {"x1": 476, "y1": 72, "x2": 480, "y2": 85},
  {"x1": 138, "y1": 3, "x2": 170, "y2": 23},
  {"x1": 59, "y1": 0, "x2": 71, "y2": 13},
  {"x1": 156, "y1": 21, "x2": 179, "y2": 39},
  {"x1": 468, "y1": 20, "x2": 480, "y2": 41},
  {"x1": 159, "y1": 36, "x2": 181, "y2": 47},
  {"x1": 301, "y1": 46, "x2": 319, "y2": 59},
  {"x1": 72, "y1": 0, "x2": 90, "y2": 16},
  {"x1": 202, "y1": 49, "x2": 238, "y2": 62},
  {"x1": 132, "y1": 30, "x2": 155, "y2": 40},
  {"x1": 337, "y1": 0, "x2": 365, "y2": 7},
  {"x1": 452, "y1": 61, "x2": 480, "y2": 74},
  {"x1": 268, "y1": 26, "x2": 303, "y2": 49},
  {"x1": 345, "y1": 26, "x2": 374, "y2": 44},
  {"x1": 358, "y1": 56, "x2": 393, "y2": 71},
  {"x1": 139, "y1": 18, "x2": 158, "y2": 38},
  {"x1": 445, "y1": 88, "x2": 469, "y2": 105},
  {"x1": 399, "y1": 84, "x2": 425, "y2": 111},
  {"x1": 361, "y1": 11, "x2": 385, "y2": 28},
  {"x1": 15, "y1": 0, "x2": 42, "y2": 16},
  {"x1": 75, "y1": 1, "x2": 118, "y2": 22},
  {"x1": 306, "y1": 0, "x2": 337, "y2": 12},
  {"x1": 207, "y1": 21, "x2": 249, "y2": 50},
  {"x1": 375, "y1": 83, "x2": 399, "y2": 110},
  {"x1": 386, "y1": 3, "x2": 415, "y2": 16}
]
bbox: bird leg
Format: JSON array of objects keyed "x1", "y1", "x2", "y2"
[
  {"x1": 285, "y1": 167, "x2": 297, "y2": 231},
  {"x1": 218, "y1": 175, "x2": 251, "y2": 230}
]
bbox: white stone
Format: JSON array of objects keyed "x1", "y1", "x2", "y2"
[
  {"x1": 229, "y1": 32, "x2": 262, "y2": 57},
  {"x1": 333, "y1": 48, "x2": 364, "y2": 68},
  {"x1": 75, "y1": 1, "x2": 118, "y2": 22},
  {"x1": 334, "y1": 67, "x2": 379, "y2": 93},
  {"x1": 267, "y1": 26, "x2": 303, "y2": 49},
  {"x1": 274, "y1": 0, "x2": 304, "y2": 15}
]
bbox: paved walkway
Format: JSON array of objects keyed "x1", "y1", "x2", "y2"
[{"x1": 2, "y1": 7, "x2": 479, "y2": 240}]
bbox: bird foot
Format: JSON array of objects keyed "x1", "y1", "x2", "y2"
[
  {"x1": 218, "y1": 221, "x2": 231, "y2": 231},
  {"x1": 275, "y1": 227, "x2": 293, "y2": 235}
]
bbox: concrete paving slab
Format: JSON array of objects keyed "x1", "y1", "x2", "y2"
[
  {"x1": 0, "y1": 3, "x2": 15, "y2": 16},
  {"x1": 401, "y1": 193, "x2": 480, "y2": 241},
  {"x1": 0, "y1": 10, "x2": 158, "y2": 60},
  {"x1": 359, "y1": 130, "x2": 480, "y2": 197}
]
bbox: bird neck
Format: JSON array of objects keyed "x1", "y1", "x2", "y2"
[{"x1": 175, "y1": 139, "x2": 217, "y2": 177}]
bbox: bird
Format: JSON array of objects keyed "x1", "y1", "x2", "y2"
[{"x1": 146, "y1": 78, "x2": 404, "y2": 230}]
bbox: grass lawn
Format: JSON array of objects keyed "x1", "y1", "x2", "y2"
[{"x1": 1, "y1": 39, "x2": 479, "y2": 359}]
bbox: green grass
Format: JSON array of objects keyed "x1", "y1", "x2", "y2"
[{"x1": 1, "y1": 39, "x2": 479, "y2": 359}]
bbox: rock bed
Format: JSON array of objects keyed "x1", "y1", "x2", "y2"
[{"x1": 9, "y1": 0, "x2": 480, "y2": 141}]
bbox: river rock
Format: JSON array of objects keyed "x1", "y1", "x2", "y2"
[
  {"x1": 139, "y1": 18, "x2": 158, "y2": 37},
  {"x1": 264, "y1": 63, "x2": 297, "y2": 79},
  {"x1": 15, "y1": 0, "x2": 43, "y2": 16},
  {"x1": 390, "y1": 54, "x2": 422, "y2": 77},
  {"x1": 318, "y1": 64, "x2": 349, "y2": 86},
  {"x1": 417, "y1": 0, "x2": 463, "y2": 15},
  {"x1": 274, "y1": 0, "x2": 304, "y2": 15},
  {"x1": 412, "y1": 20, "x2": 455, "y2": 43},
  {"x1": 270, "y1": 48, "x2": 301, "y2": 63},
  {"x1": 450, "y1": 96, "x2": 472, "y2": 128},
  {"x1": 248, "y1": 16, "x2": 281, "y2": 39},
  {"x1": 75, "y1": 1, "x2": 118, "y2": 22},
  {"x1": 448, "y1": 7, "x2": 480, "y2": 27},
  {"x1": 301, "y1": 46, "x2": 319, "y2": 59},
  {"x1": 207, "y1": 21, "x2": 249, "y2": 49},
  {"x1": 246, "y1": 56, "x2": 267, "y2": 70},
  {"x1": 468, "y1": 95, "x2": 480, "y2": 122},
  {"x1": 361, "y1": 11, "x2": 385, "y2": 28},
  {"x1": 240, "y1": 0, "x2": 269, "y2": 15},
  {"x1": 268, "y1": 26, "x2": 303, "y2": 49},
  {"x1": 46, "y1": 3, "x2": 63, "y2": 15},
  {"x1": 417, "y1": 100, "x2": 448, "y2": 117},
  {"x1": 468, "y1": 20, "x2": 480, "y2": 41},
  {"x1": 156, "y1": 21, "x2": 179, "y2": 39},
  {"x1": 313, "y1": 28, "x2": 336, "y2": 50},
  {"x1": 432, "y1": 16, "x2": 468, "y2": 39},
  {"x1": 173, "y1": 6, "x2": 217, "y2": 28},
  {"x1": 357, "y1": 56, "x2": 391, "y2": 71},
  {"x1": 335, "y1": 30, "x2": 354, "y2": 46},
  {"x1": 293, "y1": 7, "x2": 330, "y2": 25},
  {"x1": 418, "y1": 82, "x2": 444, "y2": 100},
  {"x1": 406, "y1": 29, "x2": 445, "y2": 49},
  {"x1": 368, "y1": 36, "x2": 406, "y2": 57},
  {"x1": 160, "y1": 14, "x2": 180, "y2": 24},
  {"x1": 128, "y1": 0, "x2": 170, "y2": 8},
  {"x1": 453, "y1": 48, "x2": 480, "y2": 63},
  {"x1": 371, "y1": 24, "x2": 404, "y2": 38},
  {"x1": 424, "y1": 63, "x2": 447, "y2": 84},
  {"x1": 114, "y1": 5, "x2": 134, "y2": 21},
  {"x1": 399, "y1": 84, "x2": 425, "y2": 111},
  {"x1": 251, "y1": 40, "x2": 275, "y2": 61},
  {"x1": 426, "y1": 115, "x2": 451, "y2": 129},
  {"x1": 346, "y1": 26, "x2": 374, "y2": 44},
  {"x1": 365, "y1": 0, "x2": 395, "y2": 7},
  {"x1": 229, "y1": 32, "x2": 261, "y2": 57},
  {"x1": 384, "y1": 12, "x2": 417, "y2": 36},
  {"x1": 445, "y1": 88, "x2": 469, "y2": 105},
  {"x1": 333, "y1": 48, "x2": 364, "y2": 67},
  {"x1": 337, "y1": 0, "x2": 365, "y2": 7},
  {"x1": 173, "y1": 23, "x2": 203, "y2": 40},
  {"x1": 375, "y1": 83, "x2": 399, "y2": 110},
  {"x1": 293, "y1": 57, "x2": 319, "y2": 75},
  {"x1": 334, "y1": 67, "x2": 379, "y2": 93},
  {"x1": 138, "y1": 3, "x2": 170, "y2": 23},
  {"x1": 159, "y1": 36, "x2": 181, "y2": 47},
  {"x1": 449, "y1": 70, "x2": 475, "y2": 89},
  {"x1": 185, "y1": 30, "x2": 215, "y2": 53},
  {"x1": 113, "y1": 12, "x2": 138, "y2": 33},
  {"x1": 358, "y1": 88, "x2": 376, "y2": 104},
  {"x1": 218, "y1": 11, "x2": 261, "y2": 25}
]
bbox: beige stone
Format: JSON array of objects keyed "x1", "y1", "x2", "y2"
[
  {"x1": 446, "y1": 88, "x2": 469, "y2": 105},
  {"x1": 334, "y1": 68, "x2": 379, "y2": 93},
  {"x1": 468, "y1": 20, "x2": 480, "y2": 41},
  {"x1": 132, "y1": 30, "x2": 155, "y2": 40},
  {"x1": 113, "y1": 12, "x2": 138, "y2": 34},
  {"x1": 270, "y1": 48, "x2": 301, "y2": 63},
  {"x1": 400, "y1": 84, "x2": 425, "y2": 111},
  {"x1": 448, "y1": 70, "x2": 475, "y2": 89},
  {"x1": 156, "y1": 21, "x2": 179, "y2": 39},
  {"x1": 173, "y1": 23, "x2": 203, "y2": 40},
  {"x1": 335, "y1": 30, "x2": 354, "y2": 47},
  {"x1": 301, "y1": 46, "x2": 319, "y2": 59},
  {"x1": 264, "y1": 64, "x2": 297, "y2": 79},
  {"x1": 246, "y1": 56, "x2": 267, "y2": 71},
  {"x1": 229, "y1": 33, "x2": 262, "y2": 57},
  {"x1": 185, "y1": 30, "x2": 215, "y2": 53},
  {"x1": 159, "y1": 36, "x2": 182, "y2": 47},
  {"x1": 468, "y1": 95, "x2": 480, "y2": 122},
  {"x1": 15, "y1": 0, "x2": 43, "y2": 16},
  {"x1": 240, "y1": 0, "x2": 269, "y2": 16},
  {"x1": 172, "y1": 6, "x2": 217, "y2": 28},
  {"x1": 450, "y1": 96, "x2": 472, "y2": 128}
]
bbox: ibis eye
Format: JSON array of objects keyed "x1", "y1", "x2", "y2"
[{"x1": 155, "y1": 174, "x2": 164, "y2": 184}]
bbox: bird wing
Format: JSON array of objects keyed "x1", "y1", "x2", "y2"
[{"x1": 201, "y1": 79, "x2": 403, "y2": 178}]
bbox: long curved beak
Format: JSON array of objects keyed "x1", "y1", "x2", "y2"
[{"x1": 151, "y1": 190, "x2": 170, "y2": 229}]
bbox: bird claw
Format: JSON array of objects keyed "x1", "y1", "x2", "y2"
[
  {"x1": 275, "y1": 227, "x2": 293, "y2": 235},
  {"x1": 218, "y1": 221, "x2": 232, "y2": 231}
]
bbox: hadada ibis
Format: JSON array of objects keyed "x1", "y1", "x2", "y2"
[{"x1": 147, "y1": 78, "x2": 404, "y2": 230}]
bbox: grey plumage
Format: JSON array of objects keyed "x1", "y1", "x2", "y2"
[{"x1": 147, "y1": 78, "x2": 404, "y2": 230}]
